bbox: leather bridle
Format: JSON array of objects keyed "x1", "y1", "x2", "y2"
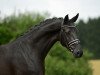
[{"x1": 60, "y1": 25, "x2": 80, "y2": 52}]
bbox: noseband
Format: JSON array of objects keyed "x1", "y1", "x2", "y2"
[{"x1": 60, "y1": 25, "x2": 80, "y2": 52}]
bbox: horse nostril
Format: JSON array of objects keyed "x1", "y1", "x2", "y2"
[
  {"x1": 77, "y1": 51, "x2": 80, "y2": 55},
  {"x1": 77, "y1": 50, "x2": 83, "y2": 57},
  {"x1": 73, "y1": 50, "x2": 83, "y2": 58}
]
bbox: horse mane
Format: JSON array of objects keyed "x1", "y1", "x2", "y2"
[
  {"x1": 13, "y1": 17, "x2": 63, "y2": 42},
  {"x1": 20, "y1": 17, "x2": 63, "y2": 36}
]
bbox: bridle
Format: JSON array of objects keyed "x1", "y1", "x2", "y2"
[
  {"x1": 68, "y1": 39, "x2": 80, "y2": 47},
  {"x1": 60, "y1": 25, "x2": 80, "y2": 52}
]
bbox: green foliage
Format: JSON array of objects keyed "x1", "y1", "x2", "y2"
[
  {"x1": 77, "y1": 17, "x2": 100, "y2": 59},
  {"x1": 45, "y1": 43, "x2": 92, "y2": 75},
  {"x1": 0, "y1": 12, "x2": 92, "y2": 75},
  {"x1": 0, "y1": 12, "x2": 49, "y2": 44}
]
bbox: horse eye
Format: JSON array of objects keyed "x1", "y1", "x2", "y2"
[
  {"x1": 62, "y1": 28, "x2": 70, "y2": 33},
  {"x1": 65, "y1": 28, "x2": 70, "y2": 33}
]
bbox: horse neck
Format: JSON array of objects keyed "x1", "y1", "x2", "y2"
[
  {"x1": 32, "y1": 35, "x2": 54, "y2": 60},
  {"x1": 14, "y1": 18, "x2": 62, "y2": 61},
  {"x1": 35, "y1": 22, "x2": 62, "y2": 60},
  {"x1": 28, "y1": 20, "x2": 62, "y2": 60}
]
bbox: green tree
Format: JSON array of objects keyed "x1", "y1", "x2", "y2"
[
  {"x1": 0, "y1": 12, "x2": 49, "y2": 44},
  {"x1": 45, "y1": 43, "x2": 93, "y2": 75},
  {"x1": 77, "y1": 17, "x2": 100, "y2": 59}
]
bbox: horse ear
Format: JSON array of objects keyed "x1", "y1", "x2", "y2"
[
  {"x1": 63, "y1": 14, "x2": 69, "y2": 25},
  {"x1": 70, "y1": 13, "x2": 79, "y2": 22}
]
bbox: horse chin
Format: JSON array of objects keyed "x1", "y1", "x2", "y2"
[{"x1": 72, "y1": 50, "x2": 83, "y2": 58}]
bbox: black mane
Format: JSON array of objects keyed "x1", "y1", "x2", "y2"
[{"x1": 17, "y1": 17, "x2": 63, "y2": 40}]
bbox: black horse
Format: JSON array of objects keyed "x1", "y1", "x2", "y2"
[{"x1": 0, "y1": 13, "x2": 83, "y2": 75}]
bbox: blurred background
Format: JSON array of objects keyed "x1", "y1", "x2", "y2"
[{"x1": 0, "y1": 0, "x2": 100, "y2": 75}]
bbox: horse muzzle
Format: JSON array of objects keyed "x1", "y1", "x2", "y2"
[{"x1": 73, "y1": 50, "x2": 83, "y2": 58}]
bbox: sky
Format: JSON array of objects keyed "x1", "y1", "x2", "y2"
[{"x1": 0, "y1": 0, "x2": 100, "y2": 20}]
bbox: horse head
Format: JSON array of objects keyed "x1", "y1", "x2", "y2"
[{"x1": 60, "y1": 13, "x2": 83, "y2": 58}]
